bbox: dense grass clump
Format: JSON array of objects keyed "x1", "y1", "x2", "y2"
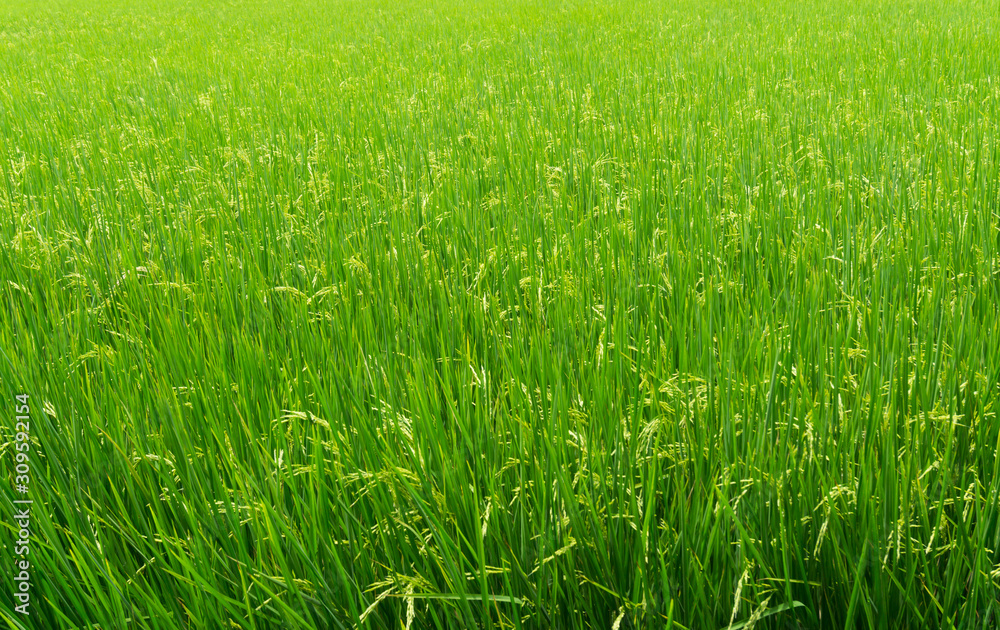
[{"x1": 2, "y1": 0, "x2": 1000, "y2": 628}]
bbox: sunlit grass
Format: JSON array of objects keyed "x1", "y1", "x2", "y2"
[{"x1": 1, "y1": 0, "x2": 999, "y2": 628}]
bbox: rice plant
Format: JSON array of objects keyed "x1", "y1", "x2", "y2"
[{"x1": 1, "y1": 0, "x2": 999, "y2": 628}]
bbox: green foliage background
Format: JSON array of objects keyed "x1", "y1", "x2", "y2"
[{"x1": 1, "y1": 0, "x2": 999, "y2": 627}]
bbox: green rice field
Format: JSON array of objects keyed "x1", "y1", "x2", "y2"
[{"x1": 2, "y1": 0, "x2": 1000, "y2": 627}]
